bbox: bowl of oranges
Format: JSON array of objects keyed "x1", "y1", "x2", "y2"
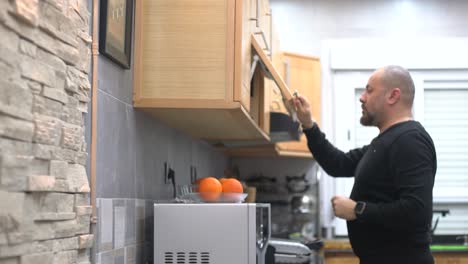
[{"x1": 177, "y1": 177, "x2": 247, "y2": 203}]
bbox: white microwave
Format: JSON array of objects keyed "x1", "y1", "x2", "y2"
[{"x1": 154, "y1": 203, "x2": 271, "y2": 264}]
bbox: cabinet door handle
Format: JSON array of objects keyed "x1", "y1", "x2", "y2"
[
  {"x1": 267, "y1": 9, "x2": 272, "y2": 59},
  {"x1": 249, "y1": 0, "x2": 260, "y2": 28},
  {"x1": 256, "y1": 0, "x2": 260, "y2": 27},
  {"x1": 284, "y1": 58, "x2": 291, "y2": 86},
  {"x1": 254, "y1": 30, "x2": 270, "y2": 55}
]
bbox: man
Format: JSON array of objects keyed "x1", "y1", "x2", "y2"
[{"x1": 292, "y1": 65, "x2": 437, "y2": 264}]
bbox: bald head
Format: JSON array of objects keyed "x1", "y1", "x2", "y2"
[{"x1": 379, "y1": 65, "x2": 415, "y2": 108}]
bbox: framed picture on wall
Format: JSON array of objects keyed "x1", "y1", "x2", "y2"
[{"x1": 99, "y1": 0, "x2": 134, "y2": 69}]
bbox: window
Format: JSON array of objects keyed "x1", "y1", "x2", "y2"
[
  {"x1": 424, "y1": 86, "x2": 468, "y2": 200},
  {"x1": 423, "y1": 80, "x2": 468, "y2": 235}
]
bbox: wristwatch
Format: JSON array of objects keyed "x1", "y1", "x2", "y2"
[{"x1": 354, "y1": 201, "x2": 366, "y2": 216}]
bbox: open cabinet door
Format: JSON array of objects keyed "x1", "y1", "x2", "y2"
[
  {"x1": 251, "y1": 34, "x2": 301, "y2": 142},
  {"x1": 251, "y1": 35, "x2": 294, "y2": 102}
]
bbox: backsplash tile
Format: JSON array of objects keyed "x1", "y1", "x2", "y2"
[
  {"x1": 96, "y1": 198, "x2": 154, "y2": 264},
  {"x1": 136, "y1": 200, "x2": 145, "y2": 243},
  {"x1": 125, "y1": 199, "x2": 136, "y2": 246},
  {"x1": 144, "y1": 200, "x2": 155, "y2": 263},
  {"x1": 115, "y1": 255, "x2": 125, "y2": 264},
  {"x1": 98, "y1": 250, "x2": 114, "y2": 264},
  {"x1": 125, "y1": 245, "x2": 136, "y2": 264},
  {"x1": 99, "y1": 199, "x2": 114, "y2": 252},
  {"x1": 113, "y1": 200, "x2": 126, "y2": 249}
]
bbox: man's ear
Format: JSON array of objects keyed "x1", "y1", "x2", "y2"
[{"x1": 387, "y1": 88, "x2": 401, "y2": 105}]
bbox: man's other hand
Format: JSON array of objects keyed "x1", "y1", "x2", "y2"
[{"x1": 331, "y1": 195, "x2": 357, "y2": 221}]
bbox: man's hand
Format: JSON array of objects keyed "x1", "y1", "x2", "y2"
[
  {"x1": 289, "y1": 95, "x2": 314, "y2": 129},
  {"x1": 331, "y1": 196, "x2": 357, "y2": 221}
]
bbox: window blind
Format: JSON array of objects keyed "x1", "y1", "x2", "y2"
[
  {"x1": 424, "y1": 82, "x2": 468, "y2": 235},
  {"x1": 424, "y1": 87, "x2": 468, "y2": 199}
]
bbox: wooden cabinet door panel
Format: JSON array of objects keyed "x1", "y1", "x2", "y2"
[
  {"x1": 140, "y1": 0, "x2": 233, "y2": 101},
  {"x1": 234, "y1": 0, "x2": 255, "y2": 111},
  {"x1": 277, "y1": 53, "x2": 321, "y2": 153}
]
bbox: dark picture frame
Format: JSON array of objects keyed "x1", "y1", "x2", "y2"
[{"x1": 99, "y1": 0, "x2": 134, "y2": 69}]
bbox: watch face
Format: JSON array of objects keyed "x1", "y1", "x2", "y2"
[{"x1": 355, "y1": 202, "x2": 365, "y2": 214}]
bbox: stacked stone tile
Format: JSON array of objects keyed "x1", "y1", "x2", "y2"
[{"x1": 0, "y1": 0, "x2": 93, "y2": 263}]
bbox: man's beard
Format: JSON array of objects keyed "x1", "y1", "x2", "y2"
[{"x1": 360, "y1": 107, "x2": 376, "y2": 126}]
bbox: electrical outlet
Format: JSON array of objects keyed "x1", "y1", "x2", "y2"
[
  {"x1": 164, "y1": 162, "x2": 176, "y2": 198},
  {"x1": 190, "y1": 166, "x2": 198, "y2": 184},
  {"x1": 164, "y1": 162, "x2": 171, "y2": 184}
]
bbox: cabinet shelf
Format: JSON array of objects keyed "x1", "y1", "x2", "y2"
[
  {"x1": 222, "y1": 144, "x2": 312, "y2": 158},
  {"x1": 139, "y1": 105, "x2": 269, "y2": 141}
]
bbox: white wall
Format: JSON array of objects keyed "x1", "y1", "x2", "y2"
[{"x1": 270, "y1": 0, "x2": 468, "y2": 56}]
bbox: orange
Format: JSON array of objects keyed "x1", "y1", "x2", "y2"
[
  {"x1": 219, "y1": 178, "x2": 228, "y2": 184},
  {"x1": 195, "y1": 177, "x2": 208, "y2": 185},
  {"x1": 198, "y1": 177, "x2": 222, "y2": 202},
  {"x1": 221, "y1": 178, "x2": 243, "y2": 193}
]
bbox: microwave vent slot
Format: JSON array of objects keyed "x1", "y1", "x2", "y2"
[
  {"x1": 201, "y1": 252, "x2": 210, "y2": 263},
  {"x1": 164, "y1": 252, "x2": 211, "y2": 264},
  {"x1": 164, "y1": 252, "x2": 174, "y2": 263},
  {"x1": 189, "y1": 252, "x2": 197, "y2": 263}
]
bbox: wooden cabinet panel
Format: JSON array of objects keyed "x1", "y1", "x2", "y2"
[
  {"x1": 323, "y1": 240, "x2": 359, "y2": 264},
  {"x1": 138, "y1": 0, "x2": 233, "y2": 101},
  {"x1": 267, "y1": 30, "x2": 287, "y2": 114},
  {"x1": 134, "y1": 0, "x2": 288, "y2": 142},
  {"x1": 236, "y1": 0, "x2": 254, "y2": 111},
  {"x1": 276, "y1": 52, "x2": 321, "y2": 154},
  {"x1": 324, "y1": 254, "x2": 359, "y2": 264},
  {"x1": 434, "y1": 253, "x2": 468, "y2": 264}
]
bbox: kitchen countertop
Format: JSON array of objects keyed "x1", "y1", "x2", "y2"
[
  {"x1": 324, "y1": 239, "x2": 468, "y2": 253},
  {"x1": 323, "y1": 239, "x2": 352, "y2": 250},
  {"x1": 323, "y1": 239, "x2": 354, "y2": 255}
]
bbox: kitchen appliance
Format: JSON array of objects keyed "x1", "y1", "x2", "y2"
[
  {"x1": 154, "y1": 203, "x2": 270, "y2": 264},
  {"x1": 269, "y1": 238, "x2": 312, "y2": 264}
]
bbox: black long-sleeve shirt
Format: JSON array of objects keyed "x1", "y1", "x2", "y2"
[{"x1": 304, "y1": 121, "x2": 437, "y2": 257}]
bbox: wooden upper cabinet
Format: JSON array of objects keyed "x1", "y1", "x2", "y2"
[{"x1": 133, "y1": 0, "x2": 288, "y2": 141}]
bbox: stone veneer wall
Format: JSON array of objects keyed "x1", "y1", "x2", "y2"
[{"x1": 0, "y1": 0, "x2": 93, "y2": 263}]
